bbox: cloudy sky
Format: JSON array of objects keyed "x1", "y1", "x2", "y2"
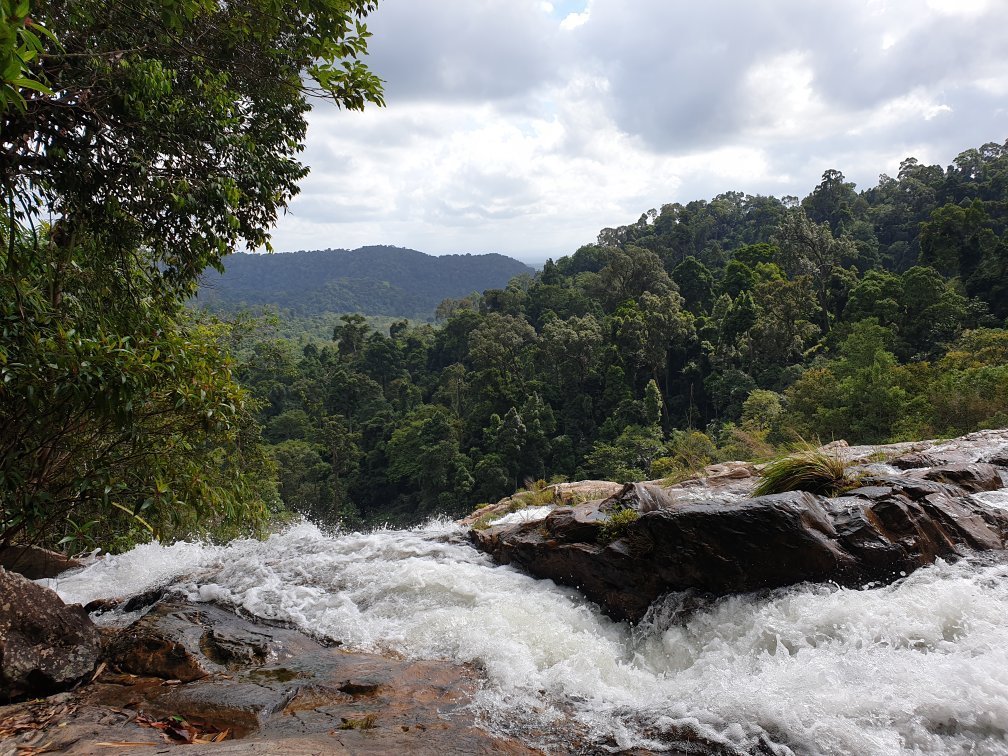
[{"x1": 270, "y1": 0, "x2": 1008, "y2": 265}]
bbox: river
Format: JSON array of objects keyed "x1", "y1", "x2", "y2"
[{"x1": 45, "y1": 497, "x2": 1008, "y2": 755}]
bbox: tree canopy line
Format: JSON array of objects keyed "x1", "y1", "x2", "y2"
[
  {"x1": 2, "y1": 3, "x2": 1008, "y2": 549},
  {"x1": 240, "y1": 140, "x2": 1008, "y2": 529}
]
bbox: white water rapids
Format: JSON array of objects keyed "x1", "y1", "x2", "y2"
[{"x1": 45, "y1": 510, "x2": 1008, "y2": 755}]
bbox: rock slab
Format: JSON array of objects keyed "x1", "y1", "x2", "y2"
[
  {"x1": 0, "y1": 598, "x2": 544, "y2": 754},
  {"x1": 472, "y1": 463, "x2": 1008, "y2": 623},
  {"x1": 0, "y1": 545, "x2": 83, "y2": 579}
]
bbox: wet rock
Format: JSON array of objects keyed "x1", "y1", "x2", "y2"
[
  {"x1": 922, "y1": 463, "x2": 1004, "y2": 492},
  {"x1": 0, "y1": 569, "x2": 101, "y2": 700},
  {"x1": 982, "y1": 446, "x2": 1008, "y2": 466},
  {"x1": 472, "y1": 438, "x2": 1008, "y2": 623},
  {"x1": 0, "y1": 598, "x2": 545, "y2": 754},
  {"x1": 107, "y1": 601, "x2": 320, "y2": 682},
  {"x1": 84, "y1": 587, "x2": 167, "y2": 617},
  {"x1": 0, "y1": 545, "x2": 82, "y2": 579},
  {"x1": 475, "y1": 491, "x2": 859, "y2": 623},
  {"x1": 890, "y1": 451, "x2": 949, "y2": 469}
]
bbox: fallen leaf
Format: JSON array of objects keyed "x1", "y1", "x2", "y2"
[{"x1": 90, "y1": 661, "x2": 108, "y2": 682}]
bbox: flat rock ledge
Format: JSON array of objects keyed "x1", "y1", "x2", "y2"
[
  {"x1": 1, "y1": 597, "x2": 544, "y2": 755},
  {"x1": 470, "y1": 429, "x2": 1008, "y2": 623}
]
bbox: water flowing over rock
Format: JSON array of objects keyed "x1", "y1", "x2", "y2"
[
  {"x1": 11, "y1": 512, "x2": 1008, "y2": 754},
  {"x1": 0, "y1": 569, "x2": 102, "y2": 700},
  {"x1": 470, "y1": 430, "x2": 1008, "y2": 623}
]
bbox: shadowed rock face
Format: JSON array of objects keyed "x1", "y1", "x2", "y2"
[
  {"x1": 0, "y1": 570, "x2": 102, "y2": 700},
  {"x1": 471, "y1": 440, "x2": 1008, "y2": 624}
]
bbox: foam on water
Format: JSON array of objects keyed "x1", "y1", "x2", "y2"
[
  {"x1": 489, "y1": 505, "x2": 556, "y2": 526},
  {"x1": 48, "y1": 521, "x2": 1008, "y2": 755}
]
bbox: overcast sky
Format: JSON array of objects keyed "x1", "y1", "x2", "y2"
[{"x1": 270, "y1": 0, "x2": 1008, "y2": 265}]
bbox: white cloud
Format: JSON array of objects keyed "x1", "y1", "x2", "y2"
[
  {"x1": 269, "y1": 0, "x2": 1008, "y2": 263},
  {"x1": 925, "y1": 0, "x2": 992, "y2": 17},
  {"x1": 560, "y1": 9, "x2": 589, "y2": 30},
  {"x1": 741, "y1": 51, "x2": 829, "y2": 140}
]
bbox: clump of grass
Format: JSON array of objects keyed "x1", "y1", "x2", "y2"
[
  {"x1": 470, "y1": 512, "x2": 497, "y2": 531},
  {"x1": 339, "y1": 713, "x2": 378, "y2": 730},
  {"x1": 753, "y1": 449, "x2": 857, "y2": 497},
  {"x1": 599, "y1": 507, "x2": 640, "y2": 543},
  {"x1": 469, "y1": 480, "x2": 559, "y2": 530},
  {"x1": 865, "y1": 447, "x2": 897, "y2": 463},
  {"x1": 512, "y1": 479, "x2": 555, "y2": 507}
]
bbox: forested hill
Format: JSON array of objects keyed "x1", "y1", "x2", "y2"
[
  {"x1": 234, "y1": 138, "x2": 1008, "y2": 528},
  {"x1": 195, "y1": 246, "x2": 533, "y2": 318}
]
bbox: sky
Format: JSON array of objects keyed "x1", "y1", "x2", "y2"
[{"x1": 270, "y1": 0, "x2": 1008, "y2": 266}]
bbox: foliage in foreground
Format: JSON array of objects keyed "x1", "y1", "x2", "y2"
[
  {"x1": 0, "y1": 231, "x2": 280, "y2": 550},
  {"x1": 0, "y1": 0, "x2": 383, "y2": 550},
  {"x1": 599, "y1": 508, "x2": 641, "y2": 543}
]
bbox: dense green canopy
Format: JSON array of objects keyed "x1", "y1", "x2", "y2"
[
  {"x1": 231, "y1": 140, "x2": 1008, "y2": 528},
  {"x1": 0, "y1": 0, "x2": 383, "y2": 549}
]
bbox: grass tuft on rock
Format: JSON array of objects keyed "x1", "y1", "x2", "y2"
[
  {"x1": 339, "y1": 713, "x2": 378, "y2": 730},
  {"x1": 599, "y1": 507, "x2": 640, "y2": 543},
  {"x1": 753, "y1": 449, "x2": 856, "y2": 497}
]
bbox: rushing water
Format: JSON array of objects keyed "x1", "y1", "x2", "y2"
[{"x1": 46, "y1": 518, "x2": 1008, "y2": 755}]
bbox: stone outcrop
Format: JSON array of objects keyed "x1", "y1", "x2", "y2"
[
  {"x1": 470, "y1": 430, "x2": 1008, "y2": 624},
  {"x1": 0, "y1": 598, "x2": 544, "y2": 754},
  {"x1": 0, "y1": 569, "x2": 102, "y2": 700},
  {"x1": 457, "y1": 480, "x2": 623, "y2": 528}
]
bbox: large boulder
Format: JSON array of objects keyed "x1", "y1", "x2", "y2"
[
  {"x1": 106, "y1": 600, "x2": 321, "y2": 682},
  {"x1": 0, "y1": 569, "x2": 101, "y2": 700},
  {"x1": 472, "y1": 469, "x2": 1008, "y2": 624}
]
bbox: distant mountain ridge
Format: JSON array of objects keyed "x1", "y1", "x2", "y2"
[{"x1": 196, "y1": 245, "x2": 533, "y2": 318}]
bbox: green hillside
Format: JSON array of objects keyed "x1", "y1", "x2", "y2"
[{"x1": 195, "y1": 245, "x2": 533, "y2": 318}]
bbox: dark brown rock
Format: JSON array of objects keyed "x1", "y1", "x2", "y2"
[
  {"x1": 890, "y1": 451, "x2": 949, "y2": 469},
  {"x1": 0, "y1": 569, "x2": 102, "y2": 700},
  {"x1": 0, "y1": 599, "x2": 546, "y2": 754},
  {"x1": 106, "y1": 601, "x2": 321, "y2": 682},
  {"x1": 472, "y1": 483, "x2": 1008, "y2": 624},
  {"x1": 0, "y1": 545, "x2": 83, "y2": 579},
  {"x1": 922, "y1": 463, "x2": 1005, "y2": 492}
]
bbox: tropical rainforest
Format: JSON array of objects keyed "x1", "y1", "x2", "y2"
[
  {"x1": 3, "y1": 1, "x2": 1008, "y2": 549},
  {"x1": 234, "y1": 140, "x2": 1008, "y2": 529}
]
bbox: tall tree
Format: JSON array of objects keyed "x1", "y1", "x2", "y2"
[
  {"x1": 0, "y1": 0, "x2": 384, "y2": 548},
  {"x1": 772, "y1": 207, "x2": 858, "y2": 334}
]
